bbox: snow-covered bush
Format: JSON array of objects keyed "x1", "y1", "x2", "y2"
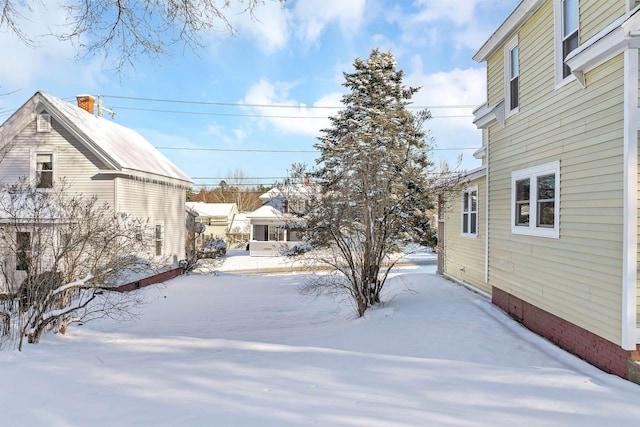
[
  {"x1": 198, "y1": 238, "x2": 227, "y2": 258},
  {"x1": 281, "y1": 241, "x2": 313, "y2": 257}
]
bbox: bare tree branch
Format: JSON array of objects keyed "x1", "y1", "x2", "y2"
[{"x1": 1, "y1": 0, "x2": 284, "y2": 71}]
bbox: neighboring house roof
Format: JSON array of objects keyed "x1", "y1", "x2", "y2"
[
  {"x1": 186, "y1": 202, "x2": 238, "y2": 218},
  {"x1": 229, "y1": 213, "x2": 250, "y2": 233},
  {"x1": 259, "y1": 188, "x2": 281, "y2": 201},
  {"x1": 247, "y1": 205, "x2": 283, "y2": 220},
  {"x1": 0, "y1": 91, "x2": 192, "y2": 186}
]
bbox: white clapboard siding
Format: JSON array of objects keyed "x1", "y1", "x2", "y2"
[{"x1": 116, "y1": 177, "x2": 186, "y2": 262}]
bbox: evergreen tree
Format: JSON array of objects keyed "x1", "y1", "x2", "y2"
[{"x1": 304, "y1": 49, "x2": 436, "y2": 317}]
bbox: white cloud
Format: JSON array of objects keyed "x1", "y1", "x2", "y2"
[
  {"x1": 292, "y1": 0, "x2": 367, "y2": 45},
  {"x1": 241, "y1": 79, "x2": 341, "y2": 136},
  {"x1": 232, "y1": 1, "x2": 292, "y2": 54},
  {"x1": 392, "y1": 0, "x2": 512, "y2": 51},
  {"x1": 405, "y1": 57, "x2": 487, "y2": 170},
  {"x1": 411, "y1": 0, "x2": 480, "y2": 27}
]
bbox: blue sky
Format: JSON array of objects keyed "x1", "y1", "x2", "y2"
[{"x1": 0, "y1": 0, "x2": 520, "y2": 190}]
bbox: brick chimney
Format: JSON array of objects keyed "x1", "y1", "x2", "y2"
[{"x1": 76, "y1": 95, "x2": 95, "y2": 115}]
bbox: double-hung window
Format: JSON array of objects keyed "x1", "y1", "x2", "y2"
[
  {"x1": 511, "y1": 161, "x2": 560, "y2": 238},
  {"x1": 155, "y1": 223, "x2": 163, "y2": 256},
  {"x1": 555, "y1": 0, "x2": 579, "y2": 83},
  {"x1": 505, "y1": 36, "x2": 519, "y2": 114},
  {"x1": 36, "y1": 153, "x2": 54, "y2": 189},
  {"x1": 461, "y1": 186, "x2": 478, "y2": 237}
]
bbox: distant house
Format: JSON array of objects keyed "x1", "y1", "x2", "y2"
[
  {"x1": 456, "y1": 0, "x2": 640, "y2": 383},
  {"x1": 247, "y1": 187, "x2": 307, "y2": 257},
  {"x1": 185, "y1": 202, "x2": 238, "y2": 246},
  {"x1": 228, "y1": 212, "x2": 250, "y2": 247},
  {"x1": 0, "y1": 91, "x2": 193, "y2": 287}
]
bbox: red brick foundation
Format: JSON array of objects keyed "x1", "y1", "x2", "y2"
[
  {"x1": 114, "y1": 267, "x2": 184, "y2": 293},
  {"x1": 492, "y1": 286, "x2": 640, "y2": 381}
]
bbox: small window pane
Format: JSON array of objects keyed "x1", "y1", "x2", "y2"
[
  {"x1": 563, "y1": 0, "x2": 579, "y2": 36},
  {"x1": 155, "y1": 225, "x2": 162, "y2": 256},
  {"x1": 470, "y1": 213, "x2": 477, "y2": 234},
  {"x1": 537, "y1": 174, "x2": 555, "y2": 200},
  {"x1": 537, "y1": 202, "x2": 555, "y2": 227},
  {"x1": 462, "y1": 213, "x2": 469, "y2": 234},
  {"x1": 510, "y1": 45, "x2": 519, "y2": 78},
  {"x1": 470, "y1": 191, "x2": 478, "y2": 211},
  {"x1": 516, "y1": 203, "x2": 530, "y2": 225},
  {"x1": 516, "y1": 179, "x2": 530, "y2": 201},
  {"x1": 510, "y1": 77, "x2": 519, "y2": 110},
  {"x1": 17, "y1": 232, "x2": 31, "y2": 271}
]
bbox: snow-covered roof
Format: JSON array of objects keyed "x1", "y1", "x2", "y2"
[
  {"x1": 259, "y1": 188, "x2": 282, "y2": 201},
  {"x1": 229, "y1": 212, "x2": 250, "y2": 232},
  {"x1": 0, "y1": 91, "x2": 192, "y2": 186},
  {"x1": 186, "y1": 202, "x2": 238, "y2": 218},
  {"x1": 247, "y1": 205, "x2": 282, "y2": 220}
]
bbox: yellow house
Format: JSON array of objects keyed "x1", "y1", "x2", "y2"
[
  {"x1": 185, "y1": 202, "x2": 238, "y2": 246},
  {"x1": 442, "y1": 167, "x2": 489, "y2": 296},
  {"x1": 469, "y1": 0, "x2": 640, "y2": 382}
]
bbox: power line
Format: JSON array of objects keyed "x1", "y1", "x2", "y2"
[
  {"x1": 113, "y1": 105, "x2": 473, "y2": 119},
  {"x1": 156, "y1": 146, "x2": 480, "y2": 153},
  {"x1": 102, "y1": 94, "x2": 477, "y2": 110}
]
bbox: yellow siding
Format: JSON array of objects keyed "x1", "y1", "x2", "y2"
[
  {"x1": 444, "y1": 176, "x2": 489, "y2": 294},
  {"x1": 581, "y1": 0, "x2": 625, "y2": 42},
  {"x1": 485, "y1": 0, "x2": 627, "y2": 345},
  {"x1": 487, "y1": 48, "x2": 505, "y2": 108}
]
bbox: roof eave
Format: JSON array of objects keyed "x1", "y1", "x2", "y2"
[{"x1": 473, "y1": 0, "x2": 546, "y2": 63}]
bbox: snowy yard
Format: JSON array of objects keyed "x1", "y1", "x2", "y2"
[{"x1": 1, "y1": 251, "x2": 639, "y2": 426}]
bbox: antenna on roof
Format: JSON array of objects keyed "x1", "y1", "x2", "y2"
[{"x1": 97, "y1": 96, "x2": 116, "y2": 119}]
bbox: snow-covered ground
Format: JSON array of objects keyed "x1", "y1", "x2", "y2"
[{"x1": 1, "y1": 251, "x2": 639, "y2": 426}]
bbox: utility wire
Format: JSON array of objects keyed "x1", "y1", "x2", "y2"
[
  {"x1": 155, "y1": 146, "x2": 480, "y2": 153},
  {"x1": 102, "y1": 94, "x2": 477, "y2": 110},
  {"x1": 113, "y1": 105, "x2": 473, "y2": 119}
]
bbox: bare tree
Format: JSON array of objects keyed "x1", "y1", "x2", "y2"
[
  {"x1": 1, "y1": 0, "x2": 284, "y2": 71},
  {"x1": 296, "y1": 50, "x2": 438, "y2": 317},
  {"x1": 0, "y1": 178, "x2": 157, "y2": 350}
]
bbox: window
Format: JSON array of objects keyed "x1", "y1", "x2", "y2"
[
  {"x1": 155, "y1": 223, "x2": 163, "y2": 256},
  {"x1": 35, "y1": 153, "x2": 53, "y2": 189},
  {"x1": 36, "y1": 113, "x2": 51, "y2": 132},
  {"x1": 461, "y1": 186, "x2": 478, "y2": 237},
  {"x1": 555, "y1": 0, "x2": 579, "y2": 83},
  {"x1": 505, "y1": 36, "x2": 519, "y2": 114},
  {"x1": 268, "y1": 225, "x2": 285, "y2": 241},
  {"x1": 511, "y1": 161, "x2": 560, "y2": 238},
  {"x1": 16, "y1": 232, "x2": 31, "y2": 271}
]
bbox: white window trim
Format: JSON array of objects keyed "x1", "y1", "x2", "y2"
[
  {"x1": 554, "y1": 0, "x2": 579, "y2": 88},
  {"x1": 461, "y1": 185, "x2": 479, "y2": 238},
  {"x1": 29, "y1": 148, "x2": 57, "y2": 190},
  {"x1": 511, "y1": 161, "x2": 560, "y2": 238},
  {"x1": 36, "y1": 112, "x2": 51, "y2": 133},
  {"x1": 504, "y1": 36, "x2": 519, "y2": 117}
]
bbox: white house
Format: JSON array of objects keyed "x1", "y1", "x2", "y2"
[
  {"x1": 247, "y1": 187, "x2": 306, "y2": 257},
  {"x1": 0, "y1": 91, "x2": 193, "y2": 287}
]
